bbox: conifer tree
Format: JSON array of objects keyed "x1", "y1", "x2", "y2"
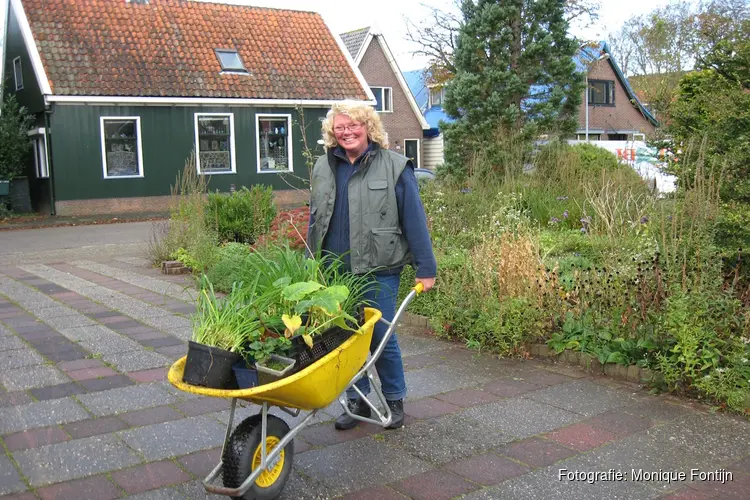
[{"x1": 442, "y1": 0, "x2": 583, "y2": 177}]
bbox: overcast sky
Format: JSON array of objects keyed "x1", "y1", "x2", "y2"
[{"x1": 1, "y1": 0, "x2": 675, "y2": 81}]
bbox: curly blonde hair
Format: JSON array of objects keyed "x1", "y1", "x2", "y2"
[{"x1": 321, "y1": 100, "x2": 389, "y2": 149}]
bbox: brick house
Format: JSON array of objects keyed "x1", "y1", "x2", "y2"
[
  {"x1": 1, "y1": 0, "x2": 371, "y2": 216},
  {"x1": 576, "y1": 42, "x2": 659, "y2": 141},
  {"x1": 340, "y1": 27, "x2": 430, "y2": 169}
]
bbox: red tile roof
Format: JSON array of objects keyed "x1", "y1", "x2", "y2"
[{"x1": 20, "y1": 0, "x2": 368, "y2": 100}]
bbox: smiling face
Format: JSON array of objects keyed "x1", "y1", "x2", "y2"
[{"x1": 332, "y1": 114, "x2": 369, "y2": 160}]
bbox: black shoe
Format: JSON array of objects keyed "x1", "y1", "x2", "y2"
[
  {"x1": 386, "y1": 399, "x2": 404, "y2": 429},
  {"x1": 334, "y1": 398, "x2": 371, "y2": 430}
]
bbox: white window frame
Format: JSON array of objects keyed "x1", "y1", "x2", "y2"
[
  {"x1": 429, "y1": 87, "x2": 445, "y2": 108},
  {"x1": 404, "y1": 139, "x2": 420, "y2": 170},
  {"x1": 370, "y1": 86, "x2": 393, "y2": 113},
  {"x1": 256, "y1": 113, "x2": 293, "y2": 174},
  {"x1": 99, "y1": 116, "x2": 144, "y2": 179},
  {"x1": 194, "y1": 113, "x2": 237, "y2": 175},
  {"x1": 214, "y1": 49, "x2": 248, "y2": 74},
  {"x1": 27, "y1": 128, "x2": 50, "y2": 178},
  {"x1": 13, "y1": 57, "x2": 23, "y2": 91}
]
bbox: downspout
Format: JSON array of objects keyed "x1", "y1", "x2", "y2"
[{"x1": 43, "y1": 103, "x2": 56, "y2": 215}]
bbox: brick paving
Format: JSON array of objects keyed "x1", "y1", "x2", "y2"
[{"x1": 0, "y1": 233, "x2": 749, "y2": 499}]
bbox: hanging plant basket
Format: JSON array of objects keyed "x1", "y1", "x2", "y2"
[{"x1": 183, "y1": 341, "x2": 242, "y2": 389}]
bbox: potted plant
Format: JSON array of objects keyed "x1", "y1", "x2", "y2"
[{"x1": 184, "y1": 277, "x2": 261, "y2": 389}]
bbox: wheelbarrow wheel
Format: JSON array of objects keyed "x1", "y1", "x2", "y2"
[{"x1": 222, "y1": 414, "x2": 294, "y2": 500}]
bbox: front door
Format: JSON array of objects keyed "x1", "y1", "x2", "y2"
[{"x1": 404, "y1": 139, "x2": 419, "y2": 169}]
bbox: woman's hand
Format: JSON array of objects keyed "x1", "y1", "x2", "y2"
[{"x1": 415, "y1": 277, "x2": 436, "y2": 292}]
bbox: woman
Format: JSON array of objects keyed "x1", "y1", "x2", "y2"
[{"x1": 307, "y1": 101, "x2": 437, "y2": 430}]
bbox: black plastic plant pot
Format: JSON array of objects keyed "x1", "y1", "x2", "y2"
[
  {"x1": 183, "y1": 341, "x2": 242, "y2": 389},
  {"x1": 232, "y1": 360, "x2": 259, "y2": 389}
]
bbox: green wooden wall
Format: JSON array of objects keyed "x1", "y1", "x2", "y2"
[{"x1": 48, "y1": 105, "x2": 327, "y2": 201}]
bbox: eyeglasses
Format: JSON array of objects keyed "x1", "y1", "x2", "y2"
[{"x1": 333, "y1": 123, "x2": 364, "y2": 134}]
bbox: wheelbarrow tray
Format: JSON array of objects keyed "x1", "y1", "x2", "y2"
[{"x1": 168, "y1": 307, "x2": 381, "y2": 410}]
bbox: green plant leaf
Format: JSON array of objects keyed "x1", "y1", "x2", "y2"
[{"x1": 282, "y1": 281, "x2": 323, "y2": 301}]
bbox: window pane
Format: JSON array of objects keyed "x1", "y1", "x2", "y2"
[
  {"x1": 383, "y1": 88, "x2": 392, "y2": 111},
  {"x1": 216, "y1": 51, "x2": 245, "y2": 71},
  {"x1": 104, "y1": 120, "x2": 140, "y2": 177},
  {"x1": 14, "y1": 58, "x2": 23, "y2": 90},
  {"x1": 371, "y1": 87, "x2": 383, "y2": 111},
  {"x1": 198, "y1": 116, "x2": 232, "y2": 173},
  {"x1": 258, "y1": 117, "x2": 290, "y2": 172},
  {"x1": 430, "y1": 87, "x2": 443, "y2": 107}
]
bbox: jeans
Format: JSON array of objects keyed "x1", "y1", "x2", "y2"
[{"x1": 346, "y1": 273, "x2": 406, "y2": 401}]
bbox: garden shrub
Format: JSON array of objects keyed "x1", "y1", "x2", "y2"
[
  {"x1": 254, "y1": 206, "x2": 310, "y2": 251},
  {"x1": 205, "y1": 185, "x2": 276, "y2": 244}
]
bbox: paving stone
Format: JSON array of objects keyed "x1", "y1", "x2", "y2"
[
  {"x1": 45, "y1": 315, "x2": 99, "y2": 330},
  {"x1": 118, "y1": 415, "x2": 226, "y2": 460},
  {"x1": 118, "y1": 326, "x2": 163, "y2": 337},
  {"x1": 33, "y1": 306, "x2": 81, "y2": 321},
  {"x1": 338, "y1": 485, "x2": 410, "y2": 500},
  {"x1": 525, "y1": 379, "x2": 637, "y2": 417},
  {"x1": 0, "y1": 491, "x2": 38, "y2": 500},
  {"x1": 128, "y1": 368, "x2": 168, "y2": 384},
  {"x1": 43, "y1": 347, "x2": 89, "y2": 363},
  {"x1": 462, "y1": 398, "x2": 583, "y2": 440},
  {"x1": 295, "y1": 438, "x2": 432, "y2": 497},
  {"x1": 298, "y1": 421, "x2": 371, "y2": 447},
  {"x1": 14, "y1": 434, "x2": 142, "y2": 487},
  {"x1": 119, "y1": 405, "x2": 183, "y2": 427},
  {"x1": 13, "y1": 323, "x2": 60, "y2": 335},
  {"x1": 35, "y1": 474, "x2": 122, "y2": 500},
  {"x1": 67, "y1": 367, "x2": 118, "y2": 381},
  {"x1": 659, "y1": 488, "x2": 714, "y2": 499},
  {"x1": 174, "y1": 397, "x2": 231, "y2": 417},
  {"x1": 29, "y1": 382, "x2": 86, "y2": 401},
  {"x1": 130, "y1": 331, "x2": 171, "y2": 341},
  {"x1": 154, "y1": 345, "x2": 186, "y2": 359},
  {"x1": 108, "y1": 320, "x2": 148, "y2": 330},
  {"x1": 98, "y1": 315, "x2": 136, "y2": 325},
  {"x1": 495, "y1": 437, "x2": 578, "y2": 468},
  {"x1": 433, "y1": 388, "x2": 501, "y2": 408},
  {"x1": 100, "y1": 350, "x2": 171, "y2": 372},
  {"x1": 0, "y1": 365, "x2": 70, "y2": 391},
  {"x1": 90, "y1": 310, "x2": 126, "y2": 320},
  {"x1": 391, "y1": 469, "x2": 478, "y2": 500},
  {"x1": 0, "y1": 391, "x2": 33, "y2": 409},
  {"x1": 729, "y1": 455, "x2": 750, "y2": 474},
  {"x1": 78, "y1": 336, "x2": 141, "y2": 356},
  {"x1": 77, "y1": 374, "x2": 135, "y2": 393},
  {"x1": 3, "y1": 426, "x2": 70, "y2": 451},
  {"x1": 461, "y1": 460, "x2": 659, "y2": 499},
  {"x1": 139, "y1": 337, "x2": 184, "y2": 349},
  {"x1": 686, "y1": 471, "x2": 750, "y2": 499},
  {"x1": 121, "y1": 486, "x2": 188, "y2": 500},
  {"x1": 443, "y1": 452, "x2": 530, "y2": 486},
  {"x1": 0, "y1": 397, "x2": 91, "y2": 434},
  {"x1": 403, "y1": 396, "x2": 462, "y2": 419},
  {"x1": 57, "y1": 325, "x2": 118, "y2": 343},
  {"x1": 480, "y1": 377, "x2": 543, "y2": 397},
  {"x1": 586, "y1": 411, "x2": 654, "y2": 439},
  {"x1": 398, "y1": 334, "x2": 454, "y2": 357},
  {"x1": 381, "y1": 412, "x2": 514, "y2": 465},
  {"x1": 0, "y1": 349, "x2": 45, "y2": 370},
  {"x1": 523, "y1": 369, "x2": 579, "y2": 386},
  {"x1": 545, "y1": 422, "x2": 618, "y2": 451},
  {"x1": 111, "y1": 460, "x2": 191, "y2": 495},
  {"x1": 177, "y1": 447, "x2": 222, "y2": 477},
  {"x1": 77, "y1": 382, "x2": 176, "y2": 416},
  {"x1": 402, "y1": 352, "x2": 448, "y2": 371},
  {"x1": 0, "y1": 336, "x2": 29, "y2": 351},
  {"x1": 1, "y1": 316, "x2": 41, "y2": 328},
  {"x1": 0, "y1": 454, "x2": 26, "y2": 496},
  {"x1": 403, "y1": 362, "x2": 495, "y2": 400},
  {"x1": 647, "y1": 412, "x2": 750, "y2": 465},
  {"x1": 63, "y1": 416, "x2": 130, "y2": 439}
]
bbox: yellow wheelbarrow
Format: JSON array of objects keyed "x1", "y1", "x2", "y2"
[{"x1": 167, "y1": 284, "x2": 423, "y2": 499}]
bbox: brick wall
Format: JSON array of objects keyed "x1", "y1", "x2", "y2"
[
  {"x1": 578, "y1": 59, "x2": 656, "y2": 138},
  {"x1": 54, "y1": 189, "x2": 309, "y2": 216},
  {"x1": 358, "y1": 37, "x2": 425, "y2": 167}
]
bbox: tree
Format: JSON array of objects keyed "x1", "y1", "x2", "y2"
[
  {"x1": 404, "y1": 0, "x2": 598, "y2": 86},
  {"x1": 440, "y1": 0, "x2": 584, "y2": 178},
  {"x1": 0, "y1": 95, "x2": 34, "y2": 180},
  {"x1": 669, "y1": 19, "x2": 750, "y2": 202}
]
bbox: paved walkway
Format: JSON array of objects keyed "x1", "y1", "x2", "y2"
[{"x1": 1, "y1": 229, "x2": 749, "y2": 499}]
